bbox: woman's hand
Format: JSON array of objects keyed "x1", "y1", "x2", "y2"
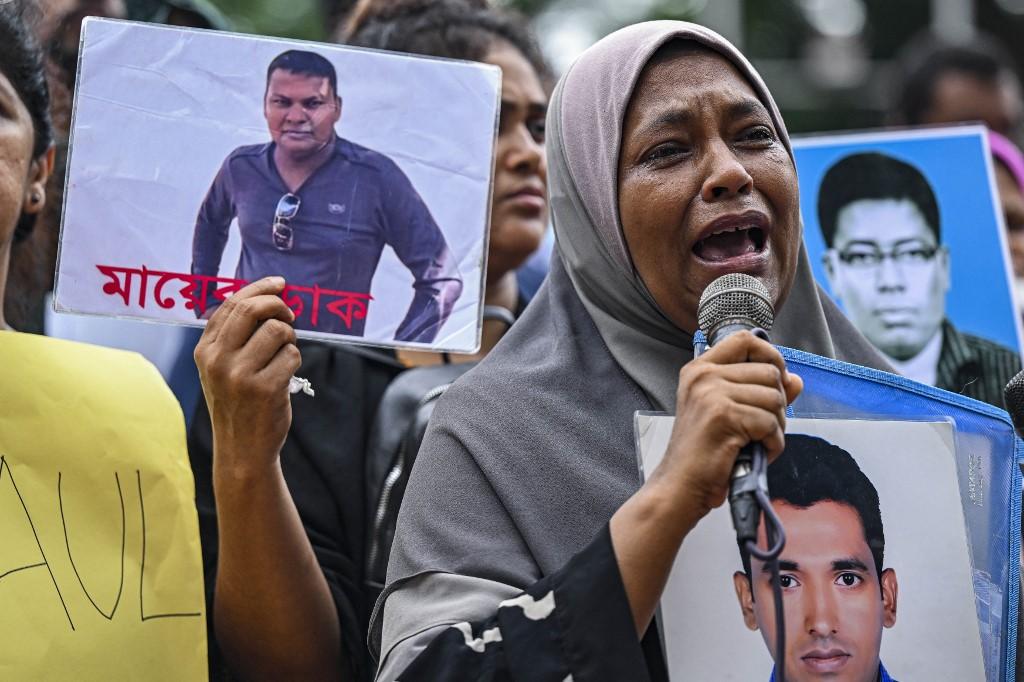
[
  {"x1": 193, "y1": 276, "x2": 300, "y2": 475},
  {"x1": 611, "y1": 330, "x2": 802, "y2": 636},
  {"x1": 653, "y1": 330, "x2": 803, "y2": 519}
]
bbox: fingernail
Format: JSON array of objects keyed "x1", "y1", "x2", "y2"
[{"x1": 269, "y1": 276, "x2": 285, "y2": 286}]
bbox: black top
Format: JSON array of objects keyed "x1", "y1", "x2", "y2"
[
  {"x1": 190, "y1": 136, "x2": 463, "y2": 340},
  {"x1": 188, "y1": 341, "x2": 403, "y2": 681},
  {"x1": 392, "y1": 525, "x2": 670, "y2": 681}
]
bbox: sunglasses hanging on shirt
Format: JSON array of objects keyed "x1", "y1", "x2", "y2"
[{"x1": 272, "y1": 192, "x2": 301, "y2": 251}]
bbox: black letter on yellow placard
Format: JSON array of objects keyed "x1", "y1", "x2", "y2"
[
  {"x1": 137, "y1": 471, "x2": 202, "y2": 621},
  {"x1": 0, "y1": 457, "x2": 75, "y2": 630},
  {"x1": 59, "y1": 471, "x2": 125, "y2": 619}
]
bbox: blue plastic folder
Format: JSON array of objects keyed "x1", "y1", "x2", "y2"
[{"x1": 768, "y1": 344, "x2": 1022, "y2": 682}]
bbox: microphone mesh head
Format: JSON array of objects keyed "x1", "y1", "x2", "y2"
[
  {"x1": 697, "y1": 273, "x2": 774, "y2": 340},
  {"x1": 1003, "y1": 369, "x2": 1024, "y2": 433}
]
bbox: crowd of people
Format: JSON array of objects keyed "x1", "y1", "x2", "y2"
[{"x1": 3, "y1": 0, "x2": 1024, "y2": 680}]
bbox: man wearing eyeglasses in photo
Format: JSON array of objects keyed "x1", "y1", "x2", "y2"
[
  {"x1": 818, "y1": 151, "x2": 1020, "y2": 408},
  {"x1": 190, "y1": 49, "x2": 462, "y2": 342}
]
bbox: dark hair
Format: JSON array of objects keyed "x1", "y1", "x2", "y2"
[
  {"x1": 266, "y1": 50, "x2": 339, "y2": 99},
  {"x1": 0, "y1": 1, "x2": 54, "y2": 244},
  {"x1": 893, "y1": 34, "x2": 1017, "y2": 126},
  {"x1": 740, "y1": 434, "x2": 885, "y2": 584},
  {"x1": 817, "y1": 152, "x2": 940, "y2": 247},
  {"x1": 341, "y1": 0, "x2": 551, "y2": 85}
]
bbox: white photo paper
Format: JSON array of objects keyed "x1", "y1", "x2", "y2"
[
  {"x1": 636, "y1": 415, "x2": 986, "y2": 681},
  {"x1": 54, "y1": 19, "x2": 500, "y2": 352}
]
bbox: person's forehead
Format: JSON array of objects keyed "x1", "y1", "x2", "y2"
[
  {"x1": 266, "y1": 69, "x2": 334, "y2": 95},
  {"x1": 754, "y1": 500, "x2": 874, "y2": 574},
  {"x1": 834, "y1": 198, "x2": 935, "y2": 246},
  {"x1": 0, "y1": 68, "x2": 31, "y2": 129},
  {"x1": 626, "y1": 48, "x2": 765, "y2": 122},
  {"x1": 929, "y1": 70, "x2": 1021, "y2": 126},
  {"x1": 486, "y1": 43, "x2": 545, "y2": 107}
]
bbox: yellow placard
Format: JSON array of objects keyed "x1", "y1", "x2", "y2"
[{"x1": 0, "y1": 331, "x2": 207, "y2": 680}]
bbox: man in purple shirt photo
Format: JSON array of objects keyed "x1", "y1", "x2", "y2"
[
  {"x1": 191, "y1": 49, "x2": 463, "y2": 341},
  {"x1": 732, "y1": 435, "x2": 899, "y2": 682}
]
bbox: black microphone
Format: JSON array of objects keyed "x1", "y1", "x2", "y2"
[
  {"x1": 697, "y1": 273, "x2": 774, "y2": 546},
  {"x1": 1004, "y1": 369, "x2": 1024, "y2": 439}
]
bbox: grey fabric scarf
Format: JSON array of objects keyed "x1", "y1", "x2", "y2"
[
  {"x1": 373, "y1": 20, "x2": 888, "y2": 673},
  {"x1": 550, "y1": 21, "x2": 885, "y2": 410}
]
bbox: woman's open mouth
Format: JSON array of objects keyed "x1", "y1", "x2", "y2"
[
  {"x1": 691, "y1": 211, "x2": 771, "y2": 266},
  {"x1": 693, "y1": 224, "x2": 766, "y2": 262}
]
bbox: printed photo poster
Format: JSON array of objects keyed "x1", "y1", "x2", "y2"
[
  {"x1": 54, "y1": 19, "x2": 501, "y2": 352},
  {"x1": 636, "y1": 415, "x2": 987, "y2": 682},
  {"x1": 793, "y1": 126, "x2": 1024, "y2": 393}
]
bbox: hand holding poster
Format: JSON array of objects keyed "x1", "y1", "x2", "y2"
[{"x1": 55, "y1": 18, "x2": 500, "y2": 352}]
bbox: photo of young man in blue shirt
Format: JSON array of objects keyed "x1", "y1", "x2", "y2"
[
  {"x1": 190, "y1": 49, "x2": 463, "y2": 341},
  {"x1": 732, "y1": 435, "x2": 899, "y2": 682}
]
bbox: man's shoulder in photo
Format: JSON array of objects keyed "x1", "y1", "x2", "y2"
[
  {"x1": 222, "y1": 141, "x2": 273, "y2": 166},
  {"x1": 337, "y1": 136, "x2": 408, "y2": 180},
  {"x1": 946, "y1": 320, "x2": 1021, "y2": 367}
]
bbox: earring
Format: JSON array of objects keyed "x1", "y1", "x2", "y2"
[{"x1": 30, "y1": 191, "x2": 42, "y2": 205}]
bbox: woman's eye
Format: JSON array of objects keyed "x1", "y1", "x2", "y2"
[
  {"x1": 527, "y1": 119, "x2": 546, "y2": 144},
  {"x1": 644, "y1": 143, "x2": 688, "y2": 164},
  {"x1": 739, "y1": 126, "x2": 775, "y2": 145}
]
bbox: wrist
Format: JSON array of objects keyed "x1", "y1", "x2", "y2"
[
  {"x1": 631, "y1": 478, "x2": 709, "y2": 542},
  {"x1": 212, "y1": 441, "x2": 283, "y2": 486}
]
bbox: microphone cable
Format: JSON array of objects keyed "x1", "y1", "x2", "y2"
[{"x1": 741, "y1": 443, "x2": 787, "y2": 682}]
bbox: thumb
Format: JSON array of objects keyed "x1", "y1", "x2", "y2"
[{"x1": 784, "y1": 371, "x2": 803, "y2": 405}]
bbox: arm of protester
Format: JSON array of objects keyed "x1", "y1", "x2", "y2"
[
  {"x1": 193, "y1": 277, "x2": 346, "y2": 681},
  {"x1": 383, "y1": 163, "x2": 463, "y2": 343},
  {"x1": 375, "y1": 332, "x2": 801, "y2": 680}
]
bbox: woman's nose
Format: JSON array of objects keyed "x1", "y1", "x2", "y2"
[
  {"x1": 700, "y1": 139, "x2": 753, "y2": 202},
  {"x1": 503, "y1": 123, "x2": 544, "y2": 175}
]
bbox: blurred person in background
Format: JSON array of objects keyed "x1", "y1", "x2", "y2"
[
  {"x1": 36, "y1": 0, "x2": 125, "y2": 84},
  {"x1": 39, "y1": 0, "x2": 227, "y2": 86},
  {"x1": 989, "y1": 130, "x2": 1024, "y2": 318},
  {"x1": 892, "y1": 33, "x2": 1024, "y2": 140},
  {"x1": 187, "y1": 1, "x2": 550, "y2": 679}
]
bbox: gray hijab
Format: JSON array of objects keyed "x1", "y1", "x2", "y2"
[
  {"x1": 549, "y1": 20, "x2": 885, "y2": 410},
  {"x1": 373, "y1": 20, "x2": 887, "y2": 673}
]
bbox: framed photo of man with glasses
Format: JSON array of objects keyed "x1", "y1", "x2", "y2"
[
  {"x1": 54, "y1": 19, "x2": 500, "y2": 352},
  {"x1": 794, "y1": 126, "x2": 1024, "y2": 408}
]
